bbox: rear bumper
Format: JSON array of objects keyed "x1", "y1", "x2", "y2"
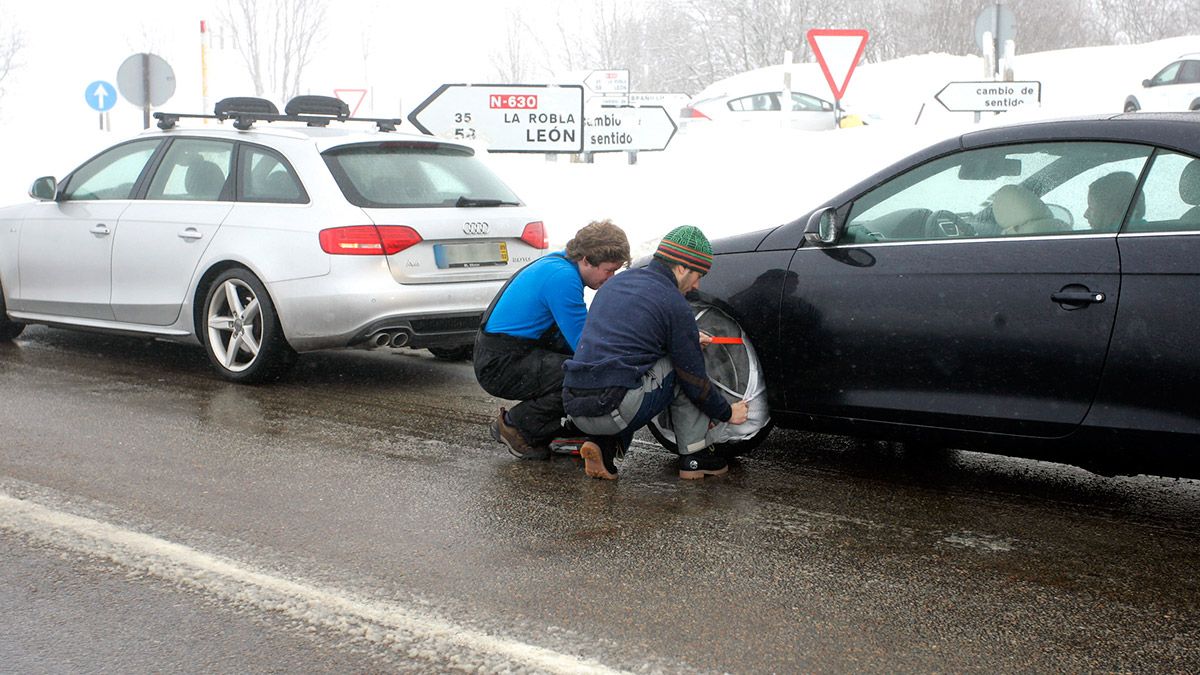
[{"x1": 267, "y1": 259, "x2": 501, "y2": 351}]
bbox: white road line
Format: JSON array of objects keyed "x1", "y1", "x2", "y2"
[{"x1": 0, "y1": 492, "x2": 627, "y2": 674}]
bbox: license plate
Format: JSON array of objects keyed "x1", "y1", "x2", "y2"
[{"x1": 433, "y1": 242, "x2": 509, "y2": 269}]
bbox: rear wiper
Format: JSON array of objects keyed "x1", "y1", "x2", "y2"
[{"x1": 455, "y1": 196, "x2": 520, "y2": 207}]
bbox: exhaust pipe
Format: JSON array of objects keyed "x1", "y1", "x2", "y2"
[
  {"x1": 371, "y1": 333, "x2": 392, "y2": 348},
  {"x1": 389, "y1": 331, "x2": 411, "y2": 348}
]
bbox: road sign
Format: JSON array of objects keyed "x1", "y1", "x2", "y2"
[
  {"x1": 628, "y1": 92, "x2": 691, "y2": 112},
  {"x1": 583, "y1": 106, "x2": 676, "y2": 153},
  {"x1": 85, "y1": 80, "x2": 117, "y2": 112},
  {"x1": 935, "y1": 80, "x2": 1041, "y2": 112},
  {"x1": 583, "y1": 69, "x2": 629, "y2": 95},
  {"x1": 334, "y1": 88, "x2": 368, "y2": 116},
  {"x1": 116, "y1": 53, "x2": 176, "y2": 107},
  {"x1": 408, "y1": 84, "x2": 584, "y2": 153},
  {"x1": 974, "y1": 4, "x2": 1017, "y2": 53},
  {"x1": 806, "y1": 29, "x2": 869, "y2": 101}
]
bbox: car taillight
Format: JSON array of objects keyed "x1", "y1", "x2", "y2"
[
  {"x1": 319, "y1": 225, "x2": 422, "y2": 255},
  {"x1": 520, "y1": 221, "x2": 549, "y2": 249},
  {"x1": 680, "y1": 107, "x2": 710, "y2": 120}
]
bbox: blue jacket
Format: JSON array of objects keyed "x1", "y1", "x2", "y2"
[
  {"x1": 483, "y1": 252, "x2": 587, "y2": 351},
  {"x1": 563, "y1": 260, "x2": 732, "y2": 422}
]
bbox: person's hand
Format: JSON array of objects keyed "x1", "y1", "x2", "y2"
[
  {"x1": 699, "y1": 331, "x2": 713, "y2": 348},
  {"x1": 728, "y1": 400, "x2": 749, "y2": 425}
]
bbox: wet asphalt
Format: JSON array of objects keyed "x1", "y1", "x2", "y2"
[{"x1": 1, "y1": 326, "x2": 1198, "y2": 672}]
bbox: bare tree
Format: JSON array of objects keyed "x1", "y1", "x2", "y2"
[
  {"x1": 220, "y1": 0, "x2": 328, "y2": 105},
  {"x1": 492, "y1": 9, "x2": 533, "y2": 83},
  {"x1": 0, "y1": 7, "x2": 23, "y2": 104}
]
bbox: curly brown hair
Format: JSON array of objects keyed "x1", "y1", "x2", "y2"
[{"x1": 564, "y1": 219, "x2": 631, "y2": 266}]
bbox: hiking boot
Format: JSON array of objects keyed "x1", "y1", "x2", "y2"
[
  {"x1": 490, "y1": 407, "x2": 549, "y2": 460},
  {"x1": 579, "y1": 437, "x2": 622, "y2": 480},
  {"x1": 678, "y1": 447, "x2": 728, "y2": 479}
]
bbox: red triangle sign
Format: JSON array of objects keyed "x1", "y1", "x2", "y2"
[{"x1": 806, "y1": 29, "x2": 869, "y2": 100}]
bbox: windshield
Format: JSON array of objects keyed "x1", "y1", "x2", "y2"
[{"x1": 323, "y1": 142, "x2": 521, "y2": 208}]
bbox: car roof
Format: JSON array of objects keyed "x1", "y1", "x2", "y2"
[
  {"x1": 136, "y1": 123, "x2": 474, "y2": 154},
  {"x1": 961, "y1": 112, "x2": 1200, "y2": 152}
]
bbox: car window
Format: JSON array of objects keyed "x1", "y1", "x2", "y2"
[
  {"x1": 145, "y1": 138, "x2": 234, "y2": 201},
  {"x1": 323, "y1": 142, "x2": 521, "y2": 208},
  {"x1": 789, "y1": 92, "x2": 829, "y2": 111},
  {"x1": 728, "y1": 94, "x2": 778, "y2": 112},
  {"x1": 239, "y1": 145, "x2": 308, "y2": 204},
  {"x1": 1180, "y1": 60, "x2": 1200, "y2": 84},
  {"x1": 843, "y1": 142, "x2": 1152, "y2": 243},
  {"x1": 61, "y1": 139, "x2": 162, "y2": 201},
  {"x1": 1151, "y1": 61, "x2": 1182, "y2": 86},
  {"x1": 1123, "y1": 150, "x2": 1200, "y2": 233}
]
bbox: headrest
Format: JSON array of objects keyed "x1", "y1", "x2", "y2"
[
  {"x1": 185, "y1": 161, "x2": 225, "y2": 197},
  {"x1": 991, "y1": 184, "x2": 1051, "y2": 230},
  {"x1": 1179, "y1": 160, "x2": 1200, "y2": 206}
]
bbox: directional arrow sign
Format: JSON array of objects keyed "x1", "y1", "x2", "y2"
[
  {"x1": 935, "y1": 81, "x2": 1041, "y2": 112},
  {"x1": 583, "y1": 106, "x2": 677, "y2": 153},
  {"x1": 408, "y1": 84, "x2": 584, "y2": 153},
  {"x1": 85, "y1": 80, "x2": 117, "y2": 112},
  {"x1": 583, "y1": 69, "x2": 629, "y2": 95}
]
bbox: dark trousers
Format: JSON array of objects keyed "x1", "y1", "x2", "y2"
[{"x1": 474, "y1": 331, "x2": 573, "y2": 446}]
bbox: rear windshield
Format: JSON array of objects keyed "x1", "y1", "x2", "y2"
[{"x1": 323, "y1": 142, "x2": 522, "y2": 208}]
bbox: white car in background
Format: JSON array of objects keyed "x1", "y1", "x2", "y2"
[
  {"x1": 679, "y1": 88, "x2": 841, "y2": 131},
  {"x1": 1124, "y1": 53, "x2": 1200, "y2": 112},
  {"x1": 678, "y1": 63, "x2": 871, "y2": 131},
  {"x1": 0, "y1": 96, "x2": 548, "y2": 382}
]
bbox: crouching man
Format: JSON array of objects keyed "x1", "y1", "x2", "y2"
[
  {"x1": 562, "y1": 225, "x2": 749, "y2": 480},
  {"x1": 475, "y1": 220, "x2": 630, "y2": 459}
]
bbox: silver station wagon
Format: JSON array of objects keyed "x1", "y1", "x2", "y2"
[{"x1": 0, "y1": 96, "x2": 548, "y2": 382}]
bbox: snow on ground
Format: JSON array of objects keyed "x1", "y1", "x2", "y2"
[{"x1": 1, "y1": 36, "x2": 1197, "y2": 256}]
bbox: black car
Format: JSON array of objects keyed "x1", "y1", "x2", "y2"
[{"x1": 678, "y1": 113, "x2": 1200, "y2": 477}]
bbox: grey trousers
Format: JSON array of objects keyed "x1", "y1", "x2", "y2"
[{"x1": 569, "y1": 358, "x2": 712, "y2": 454}]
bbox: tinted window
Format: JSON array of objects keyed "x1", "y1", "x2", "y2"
[
  {"x1": 62, "y1": 139, "x2": 161, "y2": 201},
  {"x1": 145, "y1": 138, "x2": 234, "y2": 201},
  {"x1": 323, "y1": 142, "x2": 520, "y2": 208},
  {"x1": 1180, "y1": 60, "x2": 1200, "y2": 84},
  {"x1": 239, "y1": 145, "x2": 308, "y2": 204},
  {"x1": 1124, "y1": 150, "x2": 1200, "y2": 233},
  {"x1": 844, "y1": 142, "x2": 1152, "y2": 243}
]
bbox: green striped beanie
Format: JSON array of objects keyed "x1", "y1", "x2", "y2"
[{"x1": 653, "y1": 225, "x2": 712, "y2": 274}]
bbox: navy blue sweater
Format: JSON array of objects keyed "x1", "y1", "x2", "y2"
[{"x1": 563, "y1": 260, "x2": 733, "y2": 422}]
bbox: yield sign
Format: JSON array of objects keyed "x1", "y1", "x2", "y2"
[
  {"x1": 806, "y1": 29, "x2": 869, "y2": 101},
  {"x1": 334, "y1": 88, "x2": 368, "y2": 116}
]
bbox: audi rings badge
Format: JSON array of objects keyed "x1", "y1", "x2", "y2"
[{"x1": 463, "y1": 221, "x2": 490, "y2": 235}]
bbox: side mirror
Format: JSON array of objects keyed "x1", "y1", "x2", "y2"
[
  {"x1": 29, "y1": 176, "x2": 57, "y2": 201},
  {"x1": 803, "y1": 207, "x2": 841, "y2": 246},
  {"x1": 1142, "y1": 78, "x2": 1153, "y2": 88}
]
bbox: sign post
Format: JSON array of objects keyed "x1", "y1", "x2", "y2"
[
  {"x1": 935, "y1": 81, "x2": 1041, "y2": 113},
  {"x1": 408, "y1": 84, "x2": 584, "y2": 153},
  {"x1": 805, "y1": 28, "x2": 869, "y2": 119}
]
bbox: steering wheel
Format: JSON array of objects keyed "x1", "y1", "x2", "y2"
[{"x1": 923, "y1": 209, "x2": 976, "y2": 238}]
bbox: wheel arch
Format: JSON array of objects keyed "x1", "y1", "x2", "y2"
[{"x1": 191, "y1": 261, "x2": 289, "y2": 344}]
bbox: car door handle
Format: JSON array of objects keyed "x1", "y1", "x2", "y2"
[
  {"x1": 178, "y1": 228, "x2": 204, "y2": 241},
  {"x1": 89, "y1": 224, "x2": 111, "y2": 236},
  {"x1": 1051, "y1": 289, "x2": 1105, "y2": 307}
]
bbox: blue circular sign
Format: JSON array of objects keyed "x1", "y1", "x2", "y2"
[{"x1": 85, "y1": 80, "x2": 117, "y2": 112}]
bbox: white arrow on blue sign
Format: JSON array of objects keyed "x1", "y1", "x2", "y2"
[{"x1": 86, "y1": 80, "x2": 117, "y2": 112}]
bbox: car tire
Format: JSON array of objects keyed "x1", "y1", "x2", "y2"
[
  {"x1": 428, "y1": 345, "x2": 473, "y2": 361},
  {"x1": 1190, "y1": 99, "x2": 1200, "y2": 112},
  {"x1": 648, "y1": 419, "x2": 774, "y2": 459},
  {"x1": 1124, "y1": 98, "x2": 1140, "y2": 113},
  {"x1": 0, "y1": 282, "x2": 25, "y2": 342},
  {"x1": 201, "y1": 268, "x2": 296, "y2": 383}
]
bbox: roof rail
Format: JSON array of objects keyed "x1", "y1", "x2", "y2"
[{"x1": 154, "y1": 95, "x2": 402, "y2": 132}]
